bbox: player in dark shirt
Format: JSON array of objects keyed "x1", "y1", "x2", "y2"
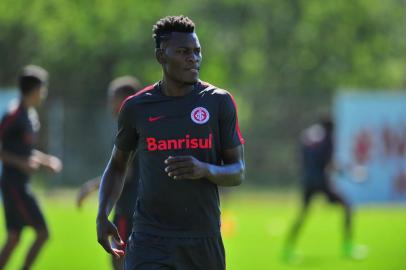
[
  {"x1": 0, "y1": 65, "x2": 62, "y2": 270},
  {"x1": 283, "y1": 117, "x2": 355, "y2": 261},
  {"x1": 76, "y1": 75, "x2": 141, "y2": 270},
  {"x1": 96, "y1": 15, "x2": 245, "y2": 270}
]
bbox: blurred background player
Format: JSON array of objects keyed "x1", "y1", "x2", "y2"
[
  {"x1": 0, "y1": 65, "x2": 62, "y2": 270},
  {"x1": 76, "y1": 76, "x2": 141, "y2": 270},
  {"x1": 283, "y1": 116, "x2": 360, "y2": 262}
]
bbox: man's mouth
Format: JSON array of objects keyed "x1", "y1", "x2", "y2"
[{"x1": 187, "y1": 67, "x2": 200, "y2": 73}]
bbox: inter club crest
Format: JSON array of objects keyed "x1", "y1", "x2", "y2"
[{"x1": 191, "y1": 107, "x2": 210, "y2": 124}]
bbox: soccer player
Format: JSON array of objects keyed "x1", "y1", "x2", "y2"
[
  {"x1": 283, "y1": 116, "x2": 356, "y2": 261},
  {"x1": 96, "y1": 15, "x2": 245, "y2": 270},
  {"x1": 0, "y1": 65, "x2": 62, "y2": 270},
  {"x1": 77, "y1": 76, "x2": 141, "y2": 270}
]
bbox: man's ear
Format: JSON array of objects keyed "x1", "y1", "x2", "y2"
[{"x1": 155, "y1": 48, "x2": 166, "y2": 64}]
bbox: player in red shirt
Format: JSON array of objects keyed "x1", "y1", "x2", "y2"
[{"x1": 0, "y1": 65, "x2": 62, "y2": 270}]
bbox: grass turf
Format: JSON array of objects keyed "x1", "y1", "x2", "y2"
[{"x1": 0, "y1": 189, "x2": 405, "y2": 270}]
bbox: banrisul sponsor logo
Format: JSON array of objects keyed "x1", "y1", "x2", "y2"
[
  {"x1": 191, "y1": 107, "x2": 210, "y2": 124},
  {"x1": 146, "y1": 134, "x2": 213, "y2": 151}
]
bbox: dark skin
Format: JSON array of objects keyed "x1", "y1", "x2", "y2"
[{"x1": 97, "y1": 31, "x2": 245, "y2": 257}]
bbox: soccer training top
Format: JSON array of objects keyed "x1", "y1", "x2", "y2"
[
  {"x1": 114, "y1": 152, "x2": 140, "y2": 217},
  {"x1": 115, "y1": 81, "x2": 244, "y2": 237},
  {"x1": 0, "y1": 102, "x2": 39, "y2": 186},
  {"x1": 300, "y1": 124, "x2": 333, "y2": 188}
]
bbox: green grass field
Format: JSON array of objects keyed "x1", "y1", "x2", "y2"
[{"x1": 1, "y1": 189, "x2": 405, "y2": 270}]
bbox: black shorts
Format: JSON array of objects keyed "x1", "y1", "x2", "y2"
[
  {"x1": 124, "y1": 232, "x2": 225, "y2": 270},
  {"x1": 303, "y1": 184, "x2": 344, "y2": 206},
  {"x1": 0, "y1": 184, "x2": 47, "y2": 232}
]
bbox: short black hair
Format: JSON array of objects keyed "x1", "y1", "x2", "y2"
[
  {"x1": 320, "y1": 115, "x2": 334, "y2": 133},
  {"x1": 152, "y1": 15, "x2": 195, "y2": 48},
  {"x1": 19, "y1": 65, "x2": 48, "y2": 96},
  {"x1": 108, "y1": 76, "x2": 141, "y2": 99}
]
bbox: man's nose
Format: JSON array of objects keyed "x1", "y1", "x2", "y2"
[{"x1": 188, "y1": 52, "x2": 200, "y2": 63}]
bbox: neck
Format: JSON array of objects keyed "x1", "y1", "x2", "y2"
[
  {"x1": 160, "y1": 77, "x2": 196, "y2": 97},
  {"x1": 21, "y1": 97, "x2": 33, "y2": 108}
]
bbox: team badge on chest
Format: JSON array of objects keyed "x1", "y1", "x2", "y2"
[{"x1": 191, "y1": 107, "x2": 210, "y2": 124}]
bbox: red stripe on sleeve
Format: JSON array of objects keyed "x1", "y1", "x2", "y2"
[
  {"x1": 228, "y1": 94, "x2": 246, "y2": 145},
  {"x1": 118, "y1": 84, "x2": 155, "y2": 113}
]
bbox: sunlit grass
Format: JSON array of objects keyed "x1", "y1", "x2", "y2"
[{"x1": 0, "y1": 189, "x2": 405, "y2": 270}]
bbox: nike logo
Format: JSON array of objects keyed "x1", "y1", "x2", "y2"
[{"x1": 148, "y1": 116, "x2": 165, "y2": 122}]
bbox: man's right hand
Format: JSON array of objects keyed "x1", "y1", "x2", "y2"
[
  {"x1": 96, "y1": 215, "x2": 125, "y2": 258},
  {"x1": 45, "y1": 155, "x2": 63, "y2": 173},
  {"x1": 20, "y1": 156, "x2": 41, "y2": 174}
]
